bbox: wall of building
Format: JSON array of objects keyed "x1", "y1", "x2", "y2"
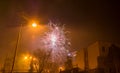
[
  {"x1": 74, "y1": 48, "x2": 84, "y2": 70},
  {"x1": 98, "y1": 41, "x2": 111, "y2": 57},
  {"x1": 87, "y1": 41, "x2": 100, "y2": 69}
]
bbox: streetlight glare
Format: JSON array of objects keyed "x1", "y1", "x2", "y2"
[
  {"x1": 30, "y1": 56, "x2": 32, "y2": 59},
  {"x1": 59, "y1": 67, "x2": 64, "y2": 71},
  {"x1": 32, "y1": 22, "x2": 37, "y2": 28},
  {"x1": 24, "y1": 56, "x2": 28, "y2": 60}
]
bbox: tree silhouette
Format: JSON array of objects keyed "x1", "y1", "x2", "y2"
[{"x1": 33, "y1": 48, "x2": 52, "y2": 73}]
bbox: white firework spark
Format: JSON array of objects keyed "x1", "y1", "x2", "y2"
[{"x1": 41, "y1": 22, "x2": 71, "y2": 64}]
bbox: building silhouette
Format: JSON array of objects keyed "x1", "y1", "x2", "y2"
[
  {"x1": 75, "y1": 41, "x2": 120, "y2": 73},
  {"x1": 97, "y1": 44, "x2": 120, "y2": 73}
]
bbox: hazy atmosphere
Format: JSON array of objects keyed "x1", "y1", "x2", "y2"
[{"x1": 0, "y1": 0, "x2": 120, "y2": 73}]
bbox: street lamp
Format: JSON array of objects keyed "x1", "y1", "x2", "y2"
[
  {"x1": 24, "y1": 56, "x2": 28, "y2": 60},
  {"x1": 32, "y1": 22, "x2": 37, "y2": 28},
  {"x1": 10, "y1": 21, "x2": 38, "y2": 73},
  {"x1": 10, "y1": 23, "x2": 22, "y2": 73}
]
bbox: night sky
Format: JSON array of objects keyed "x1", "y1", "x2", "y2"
[{"x1": 0, "y1": 0, "x2": 120, "y2": 68}]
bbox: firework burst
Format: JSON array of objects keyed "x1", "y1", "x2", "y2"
[{"x1": 41, "y1": 22, "x2": 71, "y2": 64}]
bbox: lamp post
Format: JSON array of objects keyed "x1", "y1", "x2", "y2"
[
  {"x1": 10, "y1": 23, "x2": 22, "y2": 73},
  {"x1": 10, "y1": 22, "x2": 38, "y2": 73},
  {"x1": 32, "y1": 22, "x2": 37, "y2": 28}
]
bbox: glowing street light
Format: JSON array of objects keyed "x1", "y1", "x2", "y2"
[
  {"x1": 59, "y1": 67, "x2": 64, "y2": 71},
  {"x1": 32, "y1": 22, "x2": 37, "y2": 28},
  {"x1": 24, "y1": 55, "x2": 33, "y2": 60},
  {"x1": 11, "y1": 20, "x2": 39, "y2": 73},
  {"x1": 24, "y1": 56, "x2": 28, "y2": 60}
]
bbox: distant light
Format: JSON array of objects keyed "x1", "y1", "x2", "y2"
[
  {"x1": 29, "y1": 56, "x2": 32, "y2": 59},
  {"x1": 32, "y1": 22, "x2": 37, "y2": 27},
  {"x1": 24, "y1": 56, "x2": 28, "y2": 60},
  {"x1": 59, "y1": 67, "x2": 64, "y2": 71},
  {"x1": 33, "y1": 58, "x2": 36, "y2": 61}
]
